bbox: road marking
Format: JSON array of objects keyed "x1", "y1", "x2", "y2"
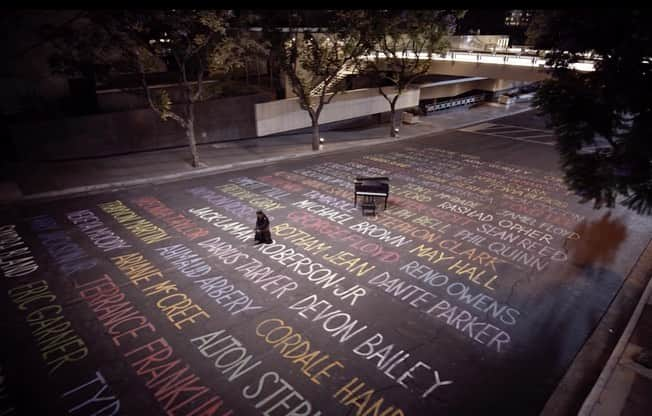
[
  {"x1": 488, "y1": 123, "x2": 554, "y2": 134},
  {"x1": 462, "y1": 122, "x2": 553, "y2": 134},
  {"x1": 486, "y1": 129, "x2": 542, "y2": 136},
  {"x1": 459, "y1": 122, "x2": 495, "y2": 132},
  {"x1": 462, "y1": 130, "x2": 556, "y2": 146},
  {"x1": 516, "y1": 133, "x2": 556, "y2": 140},
  {"x1": 460, "y1": 122, "x2": 556, "y2": 145}
]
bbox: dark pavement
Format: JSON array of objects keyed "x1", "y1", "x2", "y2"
[
  {"x1": 0, "y1": 102, "x2": 533, "y2": 201},
  {"x1": 1, "y1": 110, "x2": 651, "y2": 416}
]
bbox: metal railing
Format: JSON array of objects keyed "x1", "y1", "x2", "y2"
[
  {"x1": 310, "y1": 62, "x2": 356, "y2": 96},
  {"x1": 361, "y1": 51, "x2": 597, "y2": 72}
]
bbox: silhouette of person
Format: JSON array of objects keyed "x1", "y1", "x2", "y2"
[{"x1": 254, "y1": 210, "x2": 273, "y2": 245}]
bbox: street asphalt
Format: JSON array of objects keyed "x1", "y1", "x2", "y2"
[{"x1": 1, "y1": 110, "x2": 651, "y2": 415}]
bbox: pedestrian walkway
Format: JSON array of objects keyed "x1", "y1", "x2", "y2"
[
  {"x1": 0, "y1": 101, "x2": 532, "y2": 203},
  {"x1": 579, "y1": 255, "x2": 652, "y2": 416}
]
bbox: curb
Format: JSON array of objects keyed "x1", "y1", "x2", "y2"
[
  {"x1": 578, "y1": 253, "x2": 652, "y2": 415},
  {"x1": 14, "y1": 105, "x2": 533, "y2": 203}
]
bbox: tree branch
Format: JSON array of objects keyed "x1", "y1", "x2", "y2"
[
  {"x1": 162, "y1": 108, "x2": 188, "y2": 126},
  {"x1": 140, "y1": 70, "x2": 187, "y2": 128},
  {"x1": 140, "y1": 71, "x2": 162, "y2": 117},
  {"x1": 392, "y1": 92, "x2": 401, "y2": 107},
  {"x1": 378, "y1": 86, "x2": 392, "y2": 104},
  {"x1": 324, "y1": 90, "x2": 338, "y2": 105}
]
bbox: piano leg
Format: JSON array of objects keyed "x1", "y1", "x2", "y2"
[
  {"x1": 384, "y1": 196, "x2": 388, "y2": 210},
  {"x1": 354, "y1": 193, "x2": 357, "y2": 207}
]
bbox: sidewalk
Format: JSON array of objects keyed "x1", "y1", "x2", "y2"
[
  {"x1": 0, "y1": 101, "x2": 532, "y2": 203},
  {"x1": 540, "y1": 235, "x2": 652, "y2": 416},
  {"x1": 578, "y1": 244, "x2": 652, "y2": 416}
]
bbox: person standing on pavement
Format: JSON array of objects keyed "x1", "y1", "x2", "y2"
[{"x1": 254, "y1": 210, "x2": 273, "y2": 244}]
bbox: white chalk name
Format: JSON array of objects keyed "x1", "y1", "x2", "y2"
[
  {"x1": 155, "y1": 243, "x2": 211, "y2": 278},
  {"x1": 243, "y1": 371, "x2": 323, "y2": 416},
  {"x1": 195, "y1": 276, "x2": 264, "y2": 316},
  {"x1": 353, "y1": 331, "x2": 454, "y2": 398},
  {"x1": 191, "y1": 330, "x2": 263, "y2": 383},
  {"x1": 0, "y1": 224, "x2": 38, "y2": 278},
  {"x1": 196, "y1": 236, "x2": 299, "y2": 299}
]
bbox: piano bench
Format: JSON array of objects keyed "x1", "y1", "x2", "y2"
[{"x1": 361, "y1": 199, "x2": 376, "y2": 216}]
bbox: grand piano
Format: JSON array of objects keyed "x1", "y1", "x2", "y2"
[{"x1": 354, "y1": 177, "x2": 390, "y2": 210}]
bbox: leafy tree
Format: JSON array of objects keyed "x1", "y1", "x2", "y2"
[
  {"x1": 49, "y1": 10, "x2": 267, "y2": 167},
  {"x1": 361, "y1": 10, "x2": 463, "y2": 137},
  {"x1": 530, "y1": 9, "x2": 652, "y2": 214},
  {"x1": 238, "y1": 9, "x2": 289, "y2": 96},
  {"x1": 270, "y1": 11, "x2": 368, "y2": 151}
]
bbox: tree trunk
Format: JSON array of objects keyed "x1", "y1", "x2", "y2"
[
  {"x1": 244, "y1": 62, "x2": 249, "y2": 85},
  {"x1": 186, "y1": 103, "x2": 200, "y2": 168},
  {"x1": 390, "y1": 101, "x2": 399, "y2": 137},
  {"x1": 311, "y1": 119, "x2": 321, "y2": 151}
]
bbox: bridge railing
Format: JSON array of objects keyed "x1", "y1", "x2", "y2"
[{"x1": 362, "y1": 51, "x2": 596, "y2": 72}]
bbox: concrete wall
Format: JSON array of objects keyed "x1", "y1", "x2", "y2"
[
  {"x1": 426, "y1": 60, "x2": 550, "y2": 82},
  {"x1": 0, "y1": 76, "x2": 70, "y2": 116},
  {"x1": 97, "y1": 64, "x2": 271, "y2": 113},
  {"x1": 96, "y1": 82, "x2": 237, "y2": 113},
  {"x1": 96, "y1": 89, "x2": 154, "y2": 113},
  {"x1": 8, "y1": 75, "x2": 531, "y2": 161},
  {"x1": 255, "y1": 87, "x2": 420, "y2": 137},
  {"x1": 9, "y1": 94, "x2": 271, "y2": 161},
  {"x1": 419, "y1": 78, "x2": 527, "y2": 100}
]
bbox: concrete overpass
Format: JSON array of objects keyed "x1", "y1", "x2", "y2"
[
  {"x1": 264, "y1": 50, "x2": 597, "y2": 136},
  {"x1": 365, "y1": 51, "x2": 596, "y2": 83},
  {"x1": 424, "y1": 51, "x2": 595, "y2": 82},
  {"x1": 306, "y1": 50, "x2": 596, "y2": 96}
]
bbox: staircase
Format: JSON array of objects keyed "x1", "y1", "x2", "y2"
[{"x1": 309, "y1": 62, "x2": 357, "y2": 96}]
